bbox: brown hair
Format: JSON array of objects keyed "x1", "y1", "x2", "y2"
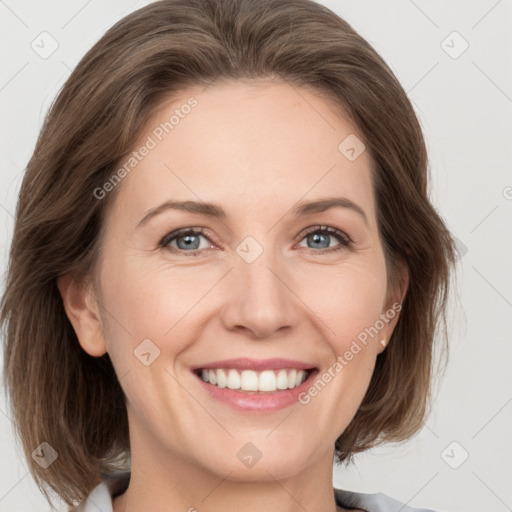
[{"x1": 1, "y1": 0, "x2": 457, "y2": 508}]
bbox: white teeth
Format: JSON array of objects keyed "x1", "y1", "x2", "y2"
[
  {"x1": 198, "y1": 368, "x2": 309, "y2": 392},
  {"x1": 240, "y1": 370, "x2": 259, "y2": 391},
  {"x1": 227, "y1": 369, "x2": 241, "y2": 390},
  {"x1": 276, "y1": 369, "x2": 289, "y2": 390},
  {"x1": 217, "y1": 369, "x2": 227, "y2": 388},
  {"x1": 259, "y1": 370, "x2": 276, "y2": 391},
  {"x1": 288, "y1": 369, "x2": 297, "y2": 389}
]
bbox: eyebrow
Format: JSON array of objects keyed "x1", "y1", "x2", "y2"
[{"x1": 137, "y1": 197, "x2": 369, "y2": 228}]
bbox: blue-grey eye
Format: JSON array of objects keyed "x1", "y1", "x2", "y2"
[
  {"x1": 307, "y1": 232, "x2": 330, "y2": 249},
  {"x1": 298, "y1": 226, "x2": 350, "y2": 252},
  {"x1": 175, "y1": 233, "x2": 202, "y2": 250},
  {"x1": 161, "y1": 228, "x2": 211, "y2": 252}
]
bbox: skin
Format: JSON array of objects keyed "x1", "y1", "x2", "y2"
[{"x1": 58, "y1": 80, "x2": 407, "y2": 512}]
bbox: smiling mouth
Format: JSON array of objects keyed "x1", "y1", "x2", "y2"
[{"x1": 193, "y1": 367, "x2": 317, "y2": 393}]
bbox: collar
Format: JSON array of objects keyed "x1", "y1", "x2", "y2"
[{"x1": 75, "y1": 472, "x2": 436, "y2": 512}]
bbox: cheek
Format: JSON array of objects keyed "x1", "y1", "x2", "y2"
[
  {"x1": 100, "y1": 246, "x2": 388, "y2": 348},
  {"x1": 300, "y1": 258, "x2": 388, "y2": 347},
  {"x1": 97, "y1": 256, "x2": 216, "y2": 365},
  {"x1": 95, "y1": 260, "x2": 199, "y2": 430},
  {"x1": 296, "y1": 263, "x2": 386, "y2": 426}
]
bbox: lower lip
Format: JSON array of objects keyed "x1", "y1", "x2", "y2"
[{"x1": 193, "y1": 370, "x2": 318, "y2": 413}]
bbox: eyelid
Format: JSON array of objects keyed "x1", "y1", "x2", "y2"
[
  {"x1": 296, "y1": 224, "x2": 352, "y2": 245},
  {"x1": 159, "y1": 226, "x2": 216, "y2": 250},
  {"x1": 159, "y1": 224, "x2": 353, "y2": 255}
]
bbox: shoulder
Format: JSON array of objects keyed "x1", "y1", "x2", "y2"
[
  {"x1": 72, "y1": 475, "x2": 439, "y2": 512},
  {"x1": 334, "y1": 487, "x2": 439, "y2": 512},
  {"x1": 70, "y1": 472, "x2": 130, "y2": 512}
]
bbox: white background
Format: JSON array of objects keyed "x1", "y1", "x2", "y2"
[{"x1": 1, "y1": 1, "x2": 511, "y2": 511}]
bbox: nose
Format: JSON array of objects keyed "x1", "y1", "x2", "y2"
[{"x1": 219, "y1": 245, "x2": 300, "y2": 339}]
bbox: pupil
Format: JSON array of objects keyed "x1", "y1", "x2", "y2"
[
  {"x1": 176, "y1": 232, "x2": 331, "y2": 251},
  {"x1": 310, "y1": 232, "x2": 328, "y2": 249},
  {"x1": 178, "y1": 234, "x2": 199, "y2": 250}
]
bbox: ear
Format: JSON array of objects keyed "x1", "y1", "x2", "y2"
[
  {"x1": 377, "y1": 259, "x2": 409, "y2": 354},
  {"x1": 57, "y1": 273, "x2": 107, "y2": 357}
]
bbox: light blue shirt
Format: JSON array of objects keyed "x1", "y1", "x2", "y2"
[{"x1": 74, "y1": 472, "x2": 438, "y2": 512}]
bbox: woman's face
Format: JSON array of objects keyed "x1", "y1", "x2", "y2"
[{"x1": 69, "y1": 80, "x2": 404, "y2": 481}]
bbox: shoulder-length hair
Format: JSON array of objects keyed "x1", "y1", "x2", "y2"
[{"x1": 1, "y1": 0, "x2": 456, "y2": 508}]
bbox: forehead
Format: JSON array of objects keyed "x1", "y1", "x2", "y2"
[{"x1": 110, "y1": 80, "x2": 375, "y2": 225}]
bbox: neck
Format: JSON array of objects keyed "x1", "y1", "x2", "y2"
[{"x1": 113, "y1": 431, "x2": 343, "y2": 512}]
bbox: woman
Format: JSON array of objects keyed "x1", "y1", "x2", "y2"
[{"x1": 0, "y1": 0, "x2": 456, "y2": 511}]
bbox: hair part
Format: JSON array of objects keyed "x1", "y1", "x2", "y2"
[{"x1": 1, "y1": 0, "x2": 457, "y2": 507}]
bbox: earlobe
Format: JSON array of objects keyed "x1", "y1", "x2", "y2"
[
  {"x1": 57, "y1": 273, "x2": 107, "y2": 357},
  {"x1": 377, "y1": 337, "x2": 387, "y2": 355}
]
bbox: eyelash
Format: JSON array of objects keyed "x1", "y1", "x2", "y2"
[{"x1": 158, "y1": 225, "x2": 352, "y2": 256}]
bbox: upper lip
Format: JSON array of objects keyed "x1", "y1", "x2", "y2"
[{"x1": 192, "y1": 358, "x2": 317, "y2": 372}]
